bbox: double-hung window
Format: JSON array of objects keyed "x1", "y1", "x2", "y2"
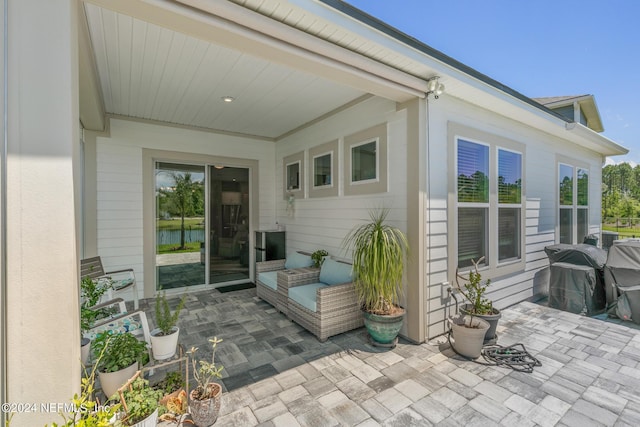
[
  {"x1": 448, "y1": 123, "x2": 525, "y2": 279},
  {"x1": 558, "y1": 161, "x2": 589, "y2": 244}
]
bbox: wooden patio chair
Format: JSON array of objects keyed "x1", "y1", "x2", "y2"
[{"x1": 81, "y1": 256, "x2": 139, "y2": 309}]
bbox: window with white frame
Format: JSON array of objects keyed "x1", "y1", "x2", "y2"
[
  {"x1": 448, "y1": 123, "x2": 525, "y2": 279},
  {"x1": 286, "y1": 161, "x2": 301, "y2": 191},
  {"x1": 558, "y1": 162, "x2": 589, "y2": 244},
  {"x1": 313, "y1": 152, "x2": 332, "y2": 188},
  {"x1": 283, "y1": 150, "x2": 305, "y2": 200},
  {"x1": 351, "y1": 140, "x2": 378, "y2": 183},
  {"x1": 343, "y1": 124, "x2": 388, "y2": 196}
]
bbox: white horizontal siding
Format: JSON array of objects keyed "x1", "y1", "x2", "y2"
[
  {"x1": 275, "y1": 97, "x2": 408, "y2": 259},
  {"x1": 425, "y1": 95, "x2": 604, "y2": 340},
  {"x1": 95, "y1": 118, "x2": 276, "y2": 301}
]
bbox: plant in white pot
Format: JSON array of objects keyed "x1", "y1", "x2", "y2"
[
  {"x1": 117, "y1": 372, "x2": 163, "y2": 427},
  {"x1": 80, "y1": 276, "x2": 112, "y2": 365},
  {"x1": 150, "y1": 291, "x2": 186, "y2": 360},
  {"x1": 343, "y1": 208, "x2": 409, "y2": 347},
  {"x1": 187, "y1": 337, "x2": 224, "y2": 427},
  {"x1": 92, "y1": 332, "x2": 149, "y2": 400},
  {"x1": 454, "y1": 257, "x2": 502, "y2": 344}
]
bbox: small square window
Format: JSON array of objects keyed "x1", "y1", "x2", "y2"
[
  {"x1": 286, "y1": 161, "x2": 300, "y2": 191},
  {"x1": 351, "y1": 140, "x2": 378, "y2": 183},
  {"x1": 313, "y1": 153, "x2": 332, "y2": 188}
]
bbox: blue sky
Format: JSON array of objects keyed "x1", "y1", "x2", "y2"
[{"x1": 344, "y1": 0, "x2": 639, "y2": 165}]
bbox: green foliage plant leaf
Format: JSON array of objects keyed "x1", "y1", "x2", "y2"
[
  {"x1": 187, "y1": 337, "x2": 224, "y2": 400},
  {"x1": 343, "y1": 208, "x2": 409, "y2": 315},
  {"x1": 454, "y1": 257, "x2": 494, "y2": 315},
  {"x1": 154, "y1": 292, "x2": 186, "y2": 335}
]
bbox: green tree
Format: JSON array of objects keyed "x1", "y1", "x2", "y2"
[{"x1": 161, "y1": 172, "x2": 203, "y2": 249}]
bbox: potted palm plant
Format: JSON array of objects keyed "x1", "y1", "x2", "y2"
[
  {"x1": 343, "y1": 208, "x2": 409, "y2": 346},
  {"x1": 92, "y1": 332, "x2": 149, "y2": 400},
  {"x1": 187, "y1": 337, "x2": 224, "y2": 427},
  {"x1": 150, "y1": 292, "x2": 186, "y2": 360},
  {"x1": 454, "y1": 257, "x2": 501, "y2": 344}
]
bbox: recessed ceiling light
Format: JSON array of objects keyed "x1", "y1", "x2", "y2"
[{"x1": 221, "y1": 96, "x2": 235, "y2": 103}]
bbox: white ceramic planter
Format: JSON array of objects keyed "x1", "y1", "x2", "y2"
[
  {"x1": 81, "y1": 338, "x2": 91, "y2": 365},
  {"x1": 132, "y1": 408, "x2": 158, "y2": 427},
  {"x1": 98, "y1": 362, "x2": 138, "y2": 400},
  {"x1": 449, "y1": 314, "x2": 490, "y2": 359},
  {"x1": 150, "y1": 327, "x2": 179, "y2": 360}
]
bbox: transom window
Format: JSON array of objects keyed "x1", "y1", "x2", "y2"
[{"x1": 448, "y1": 123, "x2": 525, "y2": 280}]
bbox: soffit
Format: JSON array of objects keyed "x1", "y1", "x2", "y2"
[{"x1": 82, "y1": 1, "x2": 368, "y2": 139}]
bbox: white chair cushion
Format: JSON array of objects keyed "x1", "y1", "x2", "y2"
[
  {"x1": 289, "y1": 282, "x2": 327, "y2": 312},
  {"x1": 257, "y1": 271, "x2": 278, "y2": 290}
]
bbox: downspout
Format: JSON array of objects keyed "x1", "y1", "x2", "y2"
[{"x1": 1, "y1": 0, "x2": 8, "y2": 425}]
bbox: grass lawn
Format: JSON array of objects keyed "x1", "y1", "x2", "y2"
[
  {"x1": 157, "y1": 242, "x2": 201, "y2": 254},
  {"x1": 602, "y1": 224, "x2": 640, "y2": 238},
  {"x1": 157, "y1": 217, "x2": 204, "y2": 230}
]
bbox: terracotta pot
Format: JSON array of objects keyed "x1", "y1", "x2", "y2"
[{"x1": 189, "y1": 383, "x2": 222, "y2": 426}]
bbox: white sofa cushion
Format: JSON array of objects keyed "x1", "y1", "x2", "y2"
[
  {"x1": 257, "y1": 271, "x2": 278, "y2": 290},
  {"x1": 289, "y1": 282, "x2": 328, "y2": 312}
]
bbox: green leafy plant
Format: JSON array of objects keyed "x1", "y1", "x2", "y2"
[
  {"x1": 454, "y1": 257, "x2": 494, "y2": 315},
  {"x1": 154, "y1": 292, "x2": 186, "y2": 336},
  {"x1": 92, "y1": 333, "x2": 149, "y2": 373},
  {"x1": 80, "y1": 276, "x2": 112, "y2": 308},
  {"x1": 119, "y1": 375, "x2": 163, "y2": 426},
  {"x1": 80, "y1": 277, "x2": 114, "y2": 336},
  {"x1": 343, "y1": 208, "x2": 409, "y2": 315},
  {"x1": 188, "y1": 337, "x2": 224, "y2": 400},
  {"x1": 153, "y1": 371, "x2": 184, "y2": 395},
  {"x1": 46, "y1": 342, "x2": 121, "y2": 426},
  {"x1": 311, "y1": 249, "x2": 329, "y2": 268}
]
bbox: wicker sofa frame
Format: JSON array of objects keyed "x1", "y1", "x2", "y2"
[
  {"x1": 286, "y1": 267, "x2": 364, "y2": 342},
  {"x1": 255, "y1": 259, "x2": 286, "y2": 311}
]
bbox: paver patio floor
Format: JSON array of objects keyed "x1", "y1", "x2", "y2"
[{"x1": 141, "y1": 287, "x2": 640, "y2": 426}]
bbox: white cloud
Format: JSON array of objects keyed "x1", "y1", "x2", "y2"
[{"x1": 605, "y1": 157, "x2": 638, "y2": 168}]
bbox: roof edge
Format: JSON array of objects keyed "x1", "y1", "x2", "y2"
[{"x1": 319, "y1": 0, "x2": 573, "y2": 124}]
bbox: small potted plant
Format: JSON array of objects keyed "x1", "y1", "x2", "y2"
[
  {"x1": 311, "y1": 249, "x2": 329, "y2": 268},
  {"x1": 343, "y1": 208, "x2": 409, "y2": 346},
  {"x1": 150, "y1": 292, "x2": 186, "y2": 360},
  {"x1": 118, "y1": 372, "x2": 163, "y2": 427},
  {"x1": 46, "y1": 344, "x2": 121, "y2": 426},
  {"x1": 155, "y1": 371, "x2": 187, "y2": 416},
  {"x1": 80, "y1": 276, "x2": 112, "y2": 364},
  {"x1": 454, "y1": 257, "x2": 501, "y2": 344},
  {"x1": 92, "y1": 332, "x2": 149, "y2": 400},
  {"x1": 188, "y1": 337, "x2": 224, "y2": 427}
]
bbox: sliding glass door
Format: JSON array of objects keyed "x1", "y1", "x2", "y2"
[
  {"x1": 208, "y1": 166, "x2": 250, "y2": 284},
  {"x1": 155, "y1": 162, "x2": 206, "y2": 289},
  {"x1": 154, "y1": 161, "x2": 250, "y2": 290}
]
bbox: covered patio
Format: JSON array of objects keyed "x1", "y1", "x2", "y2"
[{"x1": 142, "y1": 288, "x2": 640, "y2": 426}]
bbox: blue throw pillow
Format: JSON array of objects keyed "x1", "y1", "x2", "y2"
[
  {"x1": 285, "y1": 252, "x2": 313, "y2": 269},
  {"x1": 319, "y1": 258, "x2": 353, "y2": 285}
]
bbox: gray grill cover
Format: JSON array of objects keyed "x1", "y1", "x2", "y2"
[
  {"x1": 604, "y1": 239, "x2": 640, "y2": 323},
  {"x1": 548, "y1": 262, "x2": 598, "y2": 315},
  {"x1": 544, "y1": 244, "x2": 607, "y2": 312}
]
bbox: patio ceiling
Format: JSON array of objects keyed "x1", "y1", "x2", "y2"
[{"x1": 79, "y1": 0, "x2": 427, "y2": 140}]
